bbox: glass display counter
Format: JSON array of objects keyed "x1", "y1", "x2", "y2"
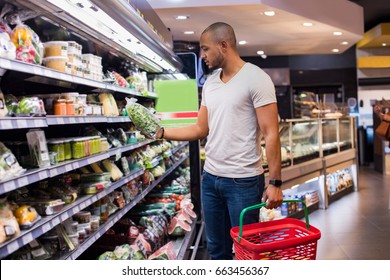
[{"x1": 263, "y1": 116, "x2": 358, "y2": 209}]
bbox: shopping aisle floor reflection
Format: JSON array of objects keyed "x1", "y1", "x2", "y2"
[{"x1": 310, "y1": 165, "x2": 390, "y2": 260}]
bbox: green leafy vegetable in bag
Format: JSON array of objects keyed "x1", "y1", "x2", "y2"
[{"x1": 125, "y1": 98, "x2": 161, "y2": 138}]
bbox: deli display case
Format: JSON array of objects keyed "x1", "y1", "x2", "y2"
[{"x1": 264, "y1": 116, "x2": 358, "y2": 210}]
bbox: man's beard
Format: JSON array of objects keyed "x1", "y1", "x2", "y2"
[{"x1": 206, "y1": 55, "x2": 223, "y2": 71}]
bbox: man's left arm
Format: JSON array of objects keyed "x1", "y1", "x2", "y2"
[{"x1": 256, "y1": 103, "x2": 283, "y2": 209}]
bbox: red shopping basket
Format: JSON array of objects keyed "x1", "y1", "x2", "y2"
[{"x1": 230, "y1": 200, "x2": 321, "y2": 260}]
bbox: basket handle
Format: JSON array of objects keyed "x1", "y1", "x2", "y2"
[{"x1": 237, "y1": 199, "x2": 310, "y2": 242}]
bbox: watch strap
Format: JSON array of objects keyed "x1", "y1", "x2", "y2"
[{"x1": 269, "y1": 179, "x2": 282, "y2": 187}]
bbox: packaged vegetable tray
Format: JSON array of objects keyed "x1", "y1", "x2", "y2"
[{"x1": 125, "y1": 97, "x2": 161, "y2": 139}]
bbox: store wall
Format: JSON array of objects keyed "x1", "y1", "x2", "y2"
[
  {"x1": 243, "y1": 47, "x2": 358, "y2": 118},
  {"x1": 244, "y1": 48, "x2": 358, "y2": 101}
]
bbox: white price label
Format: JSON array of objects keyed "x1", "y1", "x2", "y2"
[
  {"x1": 59, "y1": 73, "x2": 67, "y2": 80},
  {"x1": 69, "y1": 118, "x2": 76, "y2": 124},
  {"x1": 1, "y1": 120, "x2": 12, "y2": 129},
  {"x1": 51, "y1": 217, "x2": 60, "y2": 227},
  {"x1": 17, "y1": 177, "x2": 29, "y2": 187},
  {"x1": 3, "y1": 180, "x2": 16, "y2": 192},
  {"x1": 43, "y1": 69, "x2": 52, "y2": 77},
  {"x1": 41, "y1": 152, "x2": 49, "y2": 161},
  {"x1": 33, "y1": 66, "x2": 42, "y2": 75},
  {"x1": 16, "y1": 119, "x2": 27, "y2": 128},
  {"x1": 38, "y1": 171, "x2": 47, "y2": 180},
  {"x1": 42, "y1": 223, "x2": 51, "y2": 233},
  {"x1": 35, "y1": 119, "x2": 46, "y2": 127},
  {"x1": 57, "y1": 118, "x2": 65, "y2": 125},
  {"x1": 22, "y1": 233, "x2": 33, "y2": 244},
  {"x1": 65, "y1": 164, "x2": 72, "y2": 172},
  {"x1": 49, "y1": 169, "x2": 58, "y2": 177},
  {"x1": 7, "y1": 241, "x2": 19, "y2": 254}
]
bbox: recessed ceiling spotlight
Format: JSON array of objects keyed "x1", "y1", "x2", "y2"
[
  {"x1": 261, "y1": 54, "x2": 267, "y2": 59},
  {"x1": 302, "y1": 22, "x2": 313, "y2": 27},
  {"x1": 239, "y1": 40, "x2": 247, "y2": 45},
  {"x1": 341, "y1": 41, "x2": 349, "y2": 45},
  {"x1": 184, "y1": 31, "x2": 194, "y2": 35},
  {"x1": 382, "y1": 43, "x2": 387, "y2": 47},
  {"x1": 332, "y1": 48, "x2": 340, "y2": 53},
  {"x1": 257, "y1": 50, "x2": 265, "y2": 55},
  {"x1": 264, "y1": 11, "x2": 275, "y2": 16},
  {"x1": 333, "y1": 31, "x2": 343, "y2": 36},
  {"x1": 176, "y1": 15, "x2": 189, "y2": 20}
]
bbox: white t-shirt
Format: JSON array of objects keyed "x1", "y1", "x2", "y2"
[{"x1": 201, "y1": 62, "x2": 276, "y2": 178}]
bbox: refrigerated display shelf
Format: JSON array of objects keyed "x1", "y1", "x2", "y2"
[
  {"x1": 0, "y1": 168, "x2": 145, "y2": 259},
  {"x1": 287, "y1": 201, "x2": 320, "y2": 220},
  {"x1": 0, "y1": 117, "x2": 47, "y2": 130},
  {"x1": 328, "y1": 185, "x2": 354, "y2": 205},
  {"x1": 62, "y1": 153, "x2": 189, "y2": 260},
  {"x1": 0, "y1": 139, "x2": 158, "y2": 195},
  {"x1": 0, "y1": 116, "x2": 139, "y2": 130},
  {"x1": 0, "y1": 57, "x2": 157, "y2": 99}
]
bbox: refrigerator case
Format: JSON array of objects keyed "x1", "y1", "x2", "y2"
[{"x1": 263, "y1": 117, "x2": 357, "y2": 210}]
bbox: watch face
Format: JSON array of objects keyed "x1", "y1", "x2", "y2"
[{"x1": 269, "y1": 179, "x2": 282, "y2": 186}]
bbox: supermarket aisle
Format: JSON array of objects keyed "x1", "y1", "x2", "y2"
[
  {"x1": 312, "y1": 165, "x2": 390, "y2": 260},
  {"x1": 195, "y1": 165, "x2": 390, "y2": 260}
]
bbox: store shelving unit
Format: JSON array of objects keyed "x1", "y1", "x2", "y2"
[
  {"x1": 0, "y1": 0, "x2": 202, "y2": 260},
  {"x1": 0, "y1": 138, "x2": 189, "y2": 259}
]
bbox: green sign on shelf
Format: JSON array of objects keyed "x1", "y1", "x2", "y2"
[{"x1": 154, "y1": 79, "x2": 199, "y2": 128}]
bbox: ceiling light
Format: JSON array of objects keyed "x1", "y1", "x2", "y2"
[
  {"x1": 382, "y1": 43, "x2": 387, "y2": 47},
  {"x1": 264, "y1": 11, "x2": 275, "y2": 16},
  {"x1": 332, "y1": 49, "x2": 340, "y2": 53},
  {"x1": 333, "y1": 31, "x2": 343, "y2": 36},
  {"x1": 257, "y1": 50, "x2": 264, "y2": 55},
  {"x1": 341, "y1": 41, "x2": 349, "y2": 45},
  {"x1": 184, "y1": 31, "x2": 194, "y2": 35},
  {"x1": 238, "y1": 40, "x2": 247, "y2": 45},
  {"x1": 302, "y1": 22, "x2": 313, "y2": 27},
  {"x1": 45, "y1": 0, "x2": 176, "y2": 72},
  {"x1": 261, "y1": 54, "x2": 267, "y2": 59},
  {"x1": 175, "y1": 15, "x2": 189, "y2": 20}
]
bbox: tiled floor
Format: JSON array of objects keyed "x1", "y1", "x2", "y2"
[
  {"x1": 195, "y1": 165, "x2": 390, "y2": 260},
  {"x1": 312, "y1": 165, "x2": 390, "y2": 260}
]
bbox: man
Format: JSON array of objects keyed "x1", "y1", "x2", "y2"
[{"x1": 156, "y1": 22, "x2": 283, "y2": 260}]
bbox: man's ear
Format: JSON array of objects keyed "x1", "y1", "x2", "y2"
[{"x1": 219, "y1": 40, "x2": 228, "y2": 51}]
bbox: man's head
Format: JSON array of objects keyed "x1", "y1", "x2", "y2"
[{"x1": 200, "y1": 22, "x2": 237, "y2": 71}]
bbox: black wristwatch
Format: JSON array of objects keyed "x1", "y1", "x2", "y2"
[{"x1": 269, "y1": 179, "x2": 282, "y2": 187}]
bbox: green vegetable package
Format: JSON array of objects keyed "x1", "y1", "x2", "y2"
[{"x1": 125, "y1": 98, "x2": 161, "y2": 139}]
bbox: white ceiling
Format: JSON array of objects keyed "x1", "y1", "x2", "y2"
[{"x1": 147, "y1": 0, "x2": 365, "y2": 57}]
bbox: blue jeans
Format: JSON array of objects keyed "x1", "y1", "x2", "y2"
[{"x1": 201, "y1": 171, "x2": 265, "y2": 260}]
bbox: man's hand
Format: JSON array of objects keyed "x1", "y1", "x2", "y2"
[{"x1": 262, "y1": 185, "x2": 283, "y2": 209}]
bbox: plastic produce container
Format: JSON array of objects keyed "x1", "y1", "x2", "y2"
[
  {"x1": 43, "y1": 41, "x2": 68, "y2": 57},
  {"x1": 43, "y1": 56, "x2": 69, "y2": 72}
]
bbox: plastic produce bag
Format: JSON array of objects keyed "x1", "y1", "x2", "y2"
[
  {"x1": 6, "y1": 9, "x2": 43, "y2": 64},
  {"x1": 0, "y1": 196, "x2": 21, "y2": 244},
  {"x1": 0, "y1": 32, "x2": 16, "y2": 59},
  {"x1": 125, "y1": 97, "x2": 161, "y2": 138},
  {"x1": 26, "y1": 129, "x2": 50, "y2": 168},
  {"x1": 0, "y1": 141, "x2": 26, "y2": 182}
]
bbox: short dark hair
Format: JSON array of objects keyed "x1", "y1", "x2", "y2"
[{"x1": 202, "y1": 22, "x2": 237, "y2": 46}]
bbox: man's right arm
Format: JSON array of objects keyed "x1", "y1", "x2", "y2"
[{"x1": 156, "y1": 105, "x2": 209, "y2": 141}]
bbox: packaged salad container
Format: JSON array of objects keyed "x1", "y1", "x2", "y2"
[{"x1": 125, "y1": 97, "x2": 161, "y2": 138}]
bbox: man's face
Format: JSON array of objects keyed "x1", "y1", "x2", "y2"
[{"x1": 199, "y1": 32, "x2": 224, "y2": 71}]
